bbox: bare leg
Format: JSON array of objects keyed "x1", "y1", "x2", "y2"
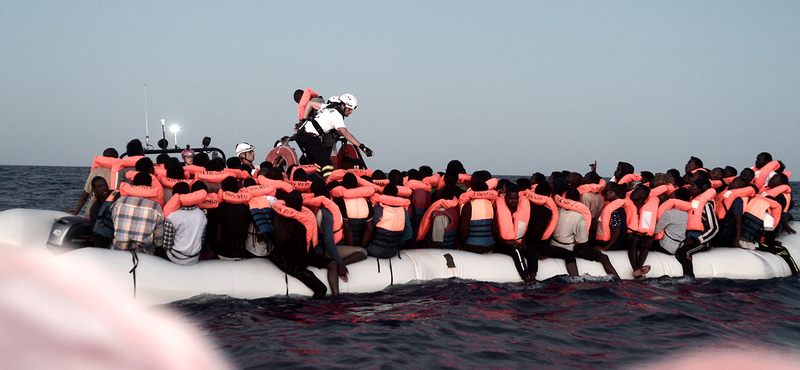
[
  {"x1": 599, "y1": 254, "x2": 619, "y2": 278},
  {"x1": 325, "y1": 260, "x2": 339, "y2": 295},
  {"x1": 566, "y1": 262, "x2": 578, "y2": 276},
  {"x1": 342, "y1": 252, "x2": 366, "y2": 265},
  {"x1": 627, "y1": 238, "x2": 639, "y2": 271},
  {"x1": 636, "y1": 243, "x2": 650, "y2": 270}
]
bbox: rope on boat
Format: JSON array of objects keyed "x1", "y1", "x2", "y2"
[{"x1": 128, "y1": 250, "x2": 139, "y2": 299}]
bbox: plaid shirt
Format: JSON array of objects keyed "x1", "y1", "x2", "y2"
[{"x1": 111, "y1": 196, "x2": 164, "y2": 254}]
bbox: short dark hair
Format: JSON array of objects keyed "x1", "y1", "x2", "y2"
[
  {"x1": 135, "y1": 157, "x2": 154, "y2": 173},
  {"x1": 286, "y1": 190, "x2": 303, "y2": 211},
  {"x1": 191, "y1": 181, "x2": 207, "y2": 192},
  {"x1": 383, "y1": 184, "x2": 399, "y2": 197},
  {"x1": 172, "y1": 182, "x2": 190, "y2": 195},
  {"x1": 226, "y1": 157, "x2": 241, "y2": 169},
  {"x1": 221, "y1": 177, "x2": 239, "y2": 192},
  {"x1": 133, "y1": 172, "x2": 151, "y2": 186},
  {"x1": 673, "y1": 187, "x2": 690, "y2": 202},
  {"x1": 91, "y1": 176, "x2": 107, "y2": 189},
  {"x1": 103, "y1": 148, "x2": 118, "y2": 158},
  {"x1": 126, "y1": 139, "x2": 144, "y2": 156}
]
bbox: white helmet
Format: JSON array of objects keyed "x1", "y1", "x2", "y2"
[
  {"x1": 328, "y1": 95, "x2": 340, "y2": 104},
  {"x1": 235, "y1": 142, "x2": 254, "y2": 156},
  {"x1": 339, "y1": 93, "x2": 358, "y2": 110}
]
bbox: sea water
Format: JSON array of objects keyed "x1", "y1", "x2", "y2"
[{"x1": 2, "y1": 165, "x2": 800, "y2": 369}]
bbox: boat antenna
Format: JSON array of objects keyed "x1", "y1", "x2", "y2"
[{"x1": 144, "y1": 84, "x2": 153, "y2": 149}]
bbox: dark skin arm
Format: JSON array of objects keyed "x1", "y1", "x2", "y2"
[
  {"x1": 68, "y1": 191, "x2": 91, "y2": 215},
  {"x1": 360, "y1": 219, "x2": 375, "y2": 249},
  {"x1": 596, "y1": 226, "x2": 621, "y2": 251},
  {"x1": 342, "y1": 219, "x2": 354, "y2": 246},
  {"x1": 492, "y1": 216, "x2": 524, "y2": 248},
  {"x1": 458, "y1": 202, "x2": 472, "y2": 250}
]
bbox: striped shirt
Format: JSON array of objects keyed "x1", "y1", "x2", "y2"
[{"x1": 110, "y1": 196, "x2": 164, "y2": 254}]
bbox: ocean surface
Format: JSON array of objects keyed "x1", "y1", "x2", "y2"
[{"x1": 2, "y1": 165, "x2": 800, "y2": 369}]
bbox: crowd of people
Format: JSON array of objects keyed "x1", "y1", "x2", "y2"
[{"x1": 66, "y1": 90, "x2": 797, "y2": 298}]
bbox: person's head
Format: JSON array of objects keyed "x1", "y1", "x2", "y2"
[
  {"x1": 652, "y1": 173, "x2": 669, "y2": 188},
  {"x1": 311, "y1": 178, "x2": 329, "y2": 198},
  {"x1": 685, "y1": 156, "x2": 703, "y2": 173},
  {"x1": 339, "y1": 93, "x2": 358, "y2": 117},
  {"x1": 172, "y1": 182, "x2": 190, "y2": 195},
  {"x1": 689, "y1": 178, "x2": 711, "y2": 197},
  {"x1": 552, "y1": 177, "x2": 569, "y2": 197},
  {"x1": 672, "y1": 187, "x2": 691, "y2": 202},
  {"x1": 339, "y1": 156, "x2": 355, "y2": 170},
  {"x1": 666, "y1": 169, "x2": 681, "y2": 185},
  {"x1": 372, "y1": 170, "x2": 386, "y2": 180},
  {"x1": 471, "y1": 180, "x2": 488, "y2": 192},
  {"x1": 615, "y1": 161, "x2": 634, "y2": 179},
  {"x1": 388, "y1": 170, "x2": 404, "y2": 186},
  {"x1": 446, "y1": 160, "x2": 466, "y2": 175},
  {"x1": 534, "y1": 181, "x2": 552, "y2": 196},
  {"x1": 243, "y1": 178, "x2": 257, "y2": 187},
  {"x1": 293, "y1": 89, "x2": 304, "y2": 104},
  {"x1": 182, "y1": 149, "x2": 195, "y2": 165},
  {"x1": 496, "y1": 179, "x2": 510, "y2": 195},
  {"x1": 443, "y1": 171, "x2": 458, "y2": 186},
  {"x1": 342, "y1": 173, "x2": 358, "y2": 189},
  {"x1": 604, "y1": 183, "x2": 624, "y2": 201},
  {"x1": 565, "y1": 188, "x2": 580, "y2": 202},
  {"x1": 690, "y1": 169, "x2": 710, "y2": 183},
  {"x1": 740, "y1": 168, "x2": 755, "y2": 183},
  {"x1": 640, "y1": 171, "x2": 654, "y2": 185},
  {"x1": 204, "y1": 158, "x2": 222, "y2": 172},
  {"x1": 166, "y1": 164, "x2": 185, "y2": 180},
  {"x1": 126, "y1": 139, "x2": 144, "y2": 157},
  {"x1": 260, "y1": 161, "x2": 272, "y2": 170},
  {"x1": 383, "y1": 183, "x2": 398, "y2": 197},
  {"x1": 407, "y1": 169, "x2": 422, "y2": 181},
  {"x1": 728, "y1": 176, "x2": 748, "y2": 190},
  {"x1": 724, "y1": 166, "x2": 738, "y2": 178},
  {"x1": 567, "y1": 172, "x2": 583, "y2": 189},
  {"x1": 135, "y1": 157, "x2": 154, "y2": 174},
  {"x1": 418, "y1": 165, "x2": 433, "y2": 178},
  {"x1": 629, "y1": 185, "x2": 650, "y2": 205},
  {"x1": 155, "y1": 153, "x2": 170, "y2": 165},
  {"x1": 768, "y1": 172, "x2": 789, "y2": 188},
  {"x1": 756, "y1": 152, "x2": 773, "y2": 168},
  {"x1": 191, "y1": 180, "x2": 207, "y2": 192},
  {"x1": 516, "y1": 178, "x2": 532, "y2": 191},
  {"x1": 103, "y1": 148, "x2": 118, "y2": 158},
  {"x1": 584, "y1": 171, "x2": 600, "y2": 185},
  {"x1": 710, "y1": 167, "x2": 725, "y2": 180},
  {"x1": 504, "y1": 184, "x2": 519, "y2": 210},
  {"x1": 226, "y1": 157, "x2": 242, "y2": 170},
  {"x1": 286, "y1": 190, "x2": 303, "y2": 211},
  {"x1": 194, "y1": 152, "x2": 209, "y2": 167},
  {"x1": 437, "y1": 186, "x2": 459, "y2": 201},
  {"x1": 235, "y1": 142, "x2": 255, "y2": 164},
  {"x1": 267, "y1": 167, "x2": 284, "y2": 181},
  {"x1": 292, "y1": 168, "x2": 308, "y2": 181},
  {"x1": 133, "y1": 172, "x2": 151, "y2": 186},
  {"x1": 241, "y1": 164, "x2": 252, "y2": 174},
  {"x1": 90, "y1": 176, "x2": 109, "y2": 199},
  {"x1": 530, "y1": 172, "x2": 546, "y2": 186},
  {"x1": 221, "y1": 177, "x2": 239, "y2": 193}
]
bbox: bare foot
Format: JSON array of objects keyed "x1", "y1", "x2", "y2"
[{"x1": 633, "y1": 265, "x2": 651, "y2": 279}]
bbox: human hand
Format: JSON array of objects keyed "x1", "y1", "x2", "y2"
[
  {"x1": 589, "y1": 160, "x2": 597, "y2": 172},
  {"x1": 359, "y1": 144, "x2": 374, "y2": 157}
]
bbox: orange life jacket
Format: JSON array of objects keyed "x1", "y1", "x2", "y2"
[
  {"x1": 304, "y1": 196, "x2": 344, "y2": 244},
  {"x1": 687, "y1": 188, "x2": 717, "y2": 231},
  {"x1": 495, "y1": 194, "x2": 531, "y2": 242},
  {"x1": 577, "y1": 179, "x2": 606, "y2": 195},
  {"x1": 596, "y1": 199, "x2": 626, "y2": 242},
  {"x1": 436, "y1": 173, "x2": 472, "y2": 190},
  {"x1": 553, "y1": 195, "x2": 592, "y2": 234},
  {"x1": 653, "y1": 199, "x2": 692, "y2": 240},
  {"x1": 257, "y1": 175, "x2": 295, "y2": 194},
  {"x1": 196, "y1": 171, "x2": 230, "y2": 183},
  {"x1": 624, "y1": 196, "x2": 660, "y2": 236},
  {"x1": 223, "y1": 168, "x2": 251, "y2": 180},
  {"x1": 297, "y1": 88, "x2": 319, "y2": 121},
  {"x1": 91, "y1": 155, "x2": 116, "y2": 171},
  {"x1": 744, "y1": 195, "x2": 782, "y2": 231},
  {"x1": 752, "y1": 160, "x2": 780, "y2": 190},
  {"x1": 423, "y1": 174, "x2": 441, "y2": 189},
  {"x1": 761, "y1": 184, "x2": 792, "y2": 213},
  {"x1": 198, "y1": 192, "x2": 220, "y2": 209},
  {"x1": 119, "y1": 182, "x2": 165, "y2": 206},
  {"x1": 416, "y1": 198, "x2": 459, "y2": 241},
  {"x1": 157, "y1": 175, "x2": 193, "y2": 190},
  {"x1": 715, "y1": 187, "x2": 755, "y2": 219},
  {"x1": 242, "y1": 184, "x2": 275, "y2": 197},
  {"x1": 110, "y1": 155, "x2": 144, "y2": 190},
  {"x1": 330, "y1": 186, "x2": 375, "y2": 219},
  {"x1": 183, "y1": 165, "x2": 206, "y2": 177},
  {"x1": 272, "y1": 200, "x2": 318, "y2": 252},
  {"x1": 617, "y1": 173, "x2": 642, "y2": 185},
  {"x1": 163, "y1": 190, "x2": 208, "y2": 217},
  {"x1": 326, "y1": 168, "x2": 374, "y2": 183},
  {"x1": 288, "y1": 180, "x2": 312, "y2": 193},
  {"x1": 522, "y1": 191, "x2": 559, "y2": 240},
  {"x1": 220, "y1": 189, "x2": 253, "y2": 204}
]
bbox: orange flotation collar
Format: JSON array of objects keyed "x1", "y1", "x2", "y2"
[
  {"x1": 119, "y1": 182, "x2": 165, "y2": 206},
  {"x1": 257, "y1": 175, "x2": 295, "y2": 194},
  {"x1": 596, "y1": 199, "x2": 626, "y2": 242},
  {"x1": 687, "y1": 188, "x2": 717, "y2": 231},
  {"x1": 272, "y1": 200, "x2": 318, "y2": 252},
  {"x1": 522, "y1": 191, "x2": 559, "y2": 240},
  {"x1": 416, "y1": 198, "x2": 459, "y2": 241},
  {"x1": 303, "y1": 196, "x2": 344, "y2": 244},
  {"x1": 91, "y1": 155, "x2": 116, "y2": 171},
  {"x1": 617, "y1": 173, "x2": 642, "y2": 185},
  {"x1": 163, "y1": 190, "x2": 208, "y2": 217},
  {"x1": 196, "y1": 171, "x2": 230, "y2": 183},
  {"x1": 577, "y1": 179, "x2": 606, "y2": 195},
  {"x1": 220, "y1": 189, "x2": 253, "y2": 204},
  {"x1": 495, "y1": 194, "x2": 531, "y2": 242},
  {"x1": 288, "y1": 180, "x2": 312, "y2": 193},
  {"x1": 109, "y1": 155, "x2": 144, "y2": 190},
  {"x1": 297, "y1": 88, "x2": 319, "y2": 121},
  {"x1": 624, "y1": 196, "x2": 660, "y2": 236},
  {"x1": 242, "y1": 184, "x2": 275, "y2": 197},
  {"x1": 715, "y1": 187, "x2": 755, "y2": 219},
  {"x1": 553, "y1": 195, "x2": 592, "y2": 234}
]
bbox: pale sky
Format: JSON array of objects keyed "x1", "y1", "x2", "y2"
[{"x1": 2, "y1": 1, "x2": 798, "y2": 177}]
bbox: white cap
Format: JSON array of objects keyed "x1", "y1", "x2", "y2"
[
  {"x1": 235, "y1": 142, "x2": 254, "y2": 156},
  {"x1": 339, "y1": 93, "x2": 358, "y2": 110}
]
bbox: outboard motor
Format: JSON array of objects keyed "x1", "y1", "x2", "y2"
[{"x1": 47, "y1": 216, "x2": 94, "y2": 251}]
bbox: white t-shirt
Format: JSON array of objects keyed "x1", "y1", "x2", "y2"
[
  {"x1": 550, "y1": 209, "x2": 588, "y2": 251},
  {"x1": 304, "y1": 107, "x2": 346, "y2": 135}
]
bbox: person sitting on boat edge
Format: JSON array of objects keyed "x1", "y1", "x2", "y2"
[
  {"x1": 710, "y1": 177, "x2": 748, "y2": 249},
  {"x1": 270, "y1": 190, "x2": 338, "y2": 297},
  {"x1": 492, "y1": 183, "x2": 539, "y2": 283},
  {"x1": 676, "y1": 178, "x2": 719, "y2": 277},
  {"x1": 69, "y1": 147, "x2": 117, "y2": 217},
  {"x1": 295, "y1": 93, "x2": 373, "y2": 178},
  {"x1": 160, "y1": 182, "x2": 207, "y2": 266},
  {"x1": 88, "y1": 176, "x2": 113, "y2": 248},
  {"x1": 652, "y1": 187, "x2": 690, "y2": 255},
  {"x1": 765, "y1": 172, "x2": 796, "y2": 235},
  {"x1": 458, "y1": 176, "x2": 496, "y2": 254},
  {"x1": 366, "y1": 184, "x2": 412, "y2": 258},
  {"x1": 208, "y1": 177, "x2": 252, "y2": 260},
  {"x1": 110, "y1": 172, "x2": 165, "y2": 254},
  {"x1": 417, "y1": 186, "x2": 460, "y2": 249},
  {"x1": 535, "y1": 180, "x2": 578, "y2": 276}
]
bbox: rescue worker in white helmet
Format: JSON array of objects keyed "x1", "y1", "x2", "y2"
[
  {"x1": 296, "y1": 93, "x2": 374, "y2": 178},
  {"x1": 235, "y1": 142, "x2": 256, "y2": 173}
]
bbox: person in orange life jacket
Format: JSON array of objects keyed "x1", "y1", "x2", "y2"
[
  {"x1": 309, "y1": 179, "x2": 367, "y2": 283},
  {"x1": 492, "y1": 184, "x2": 540, "y2": 282},
  {"x1": 676, "y1": 178, "x2": 719, "y2": 277},
  {"x1": 516, "y1": 177, "x2": 532, "y2": 191},
  {"x1": 458, "y1": 176, "x2": 496, "y2": 254},
  {"x1": 269, "y1": 190, "x2": 332, "y2": 298},
  {"x1": 685, "y1": 156, "x2": 705, "y2": 175},
  {"x1": 666, "y1": 168, "x2": 685, "y2": 188},
  {"x1": 335, "y1": 173, "x2": 375, "y2": 249},
  {"x1": 366, "y1": 184, "x2": 412, "y2": 258},
  {"x1": 740, "y1": 167, "x2": 755, "y2": 184},
  {"x1": 765, "y1": 172, "x2": 796, "y2": 235},
  {"x1": 595, "y1": 183, "x2": 627, "y2": 252},
  {"x1": 710, "y1": 177, "x2": 749, "y2": 249},
  {"x1": 625, "y1": 185, "x2": 654, "y2": 279},
  {"x1": 418, "y1": 186, "x2": 460, "y2": 249},
  {"x1": 70, "y1": 147, "x2": 118, "y2": 217},
  {"x1": 541, "y1": 178, "x2": 581, "y2": 276},
  {"x1": 407, "y1": 169, "x2": 432, "y2": 247},
  {"x1": 652, "y1": 187, "x2": 690, "y2": 255},
  {"x1": 613, "y1": 161, "x2": 635, "y2": 188},
  {"x1": 160, "y1": 182, "x2": 207, "y2": 266},
  {"x1": 432, "y1": 169, "x2": 466, "y2": 202},
  {"x1": 293, "y1": 88, "x2": 325, "y2": 122},
  {"x1": 110, "y1": 172, "x2": 164, "y2": 254},
  {"x1": 113, "y1": 139, "x2": 145, "y2": 189},
  {"x1": 580, "y1": 171, "x2": 605, "y2": 242},
  {"x1": 208, "y1": 177, "x2": 252, "y2": 260},
  {"x1": 296, "y1": 94, "x2": 373, "y2": 178},
  {"x1": 737, "y1": 186, "x2": 799, "y2": 274}
]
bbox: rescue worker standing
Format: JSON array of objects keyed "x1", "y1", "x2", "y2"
[{"x1": 296, "y1": 93, "x2": 373, "y2": 178}]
